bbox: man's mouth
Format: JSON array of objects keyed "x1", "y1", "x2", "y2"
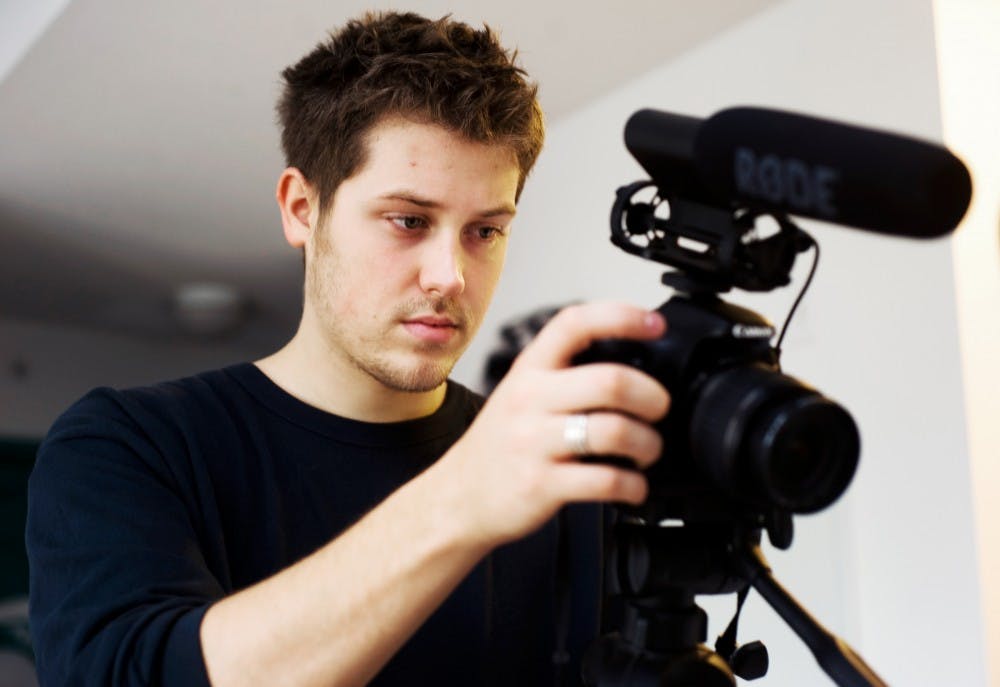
[
  {"x1": 406, "y1": 316, "x2": 458, "y2": 328},
  {"x1": 402, "y1": 316, "x2": 461, "y2": 343}
]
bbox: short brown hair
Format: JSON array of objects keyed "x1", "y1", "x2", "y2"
[{"x1": 277, "y1": 11, "x2": 545, "y2": 216}]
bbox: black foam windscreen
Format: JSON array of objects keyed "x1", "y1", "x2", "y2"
[{"x1": 626, "y1": 107, "x2": 973, "y2": 238}]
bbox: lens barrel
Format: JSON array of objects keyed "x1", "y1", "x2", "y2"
[{"x1": 690, "y1": 364, "x2": 860, "y2": 513}]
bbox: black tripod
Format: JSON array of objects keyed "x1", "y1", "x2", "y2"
[{"x1": 582, "y1": 515, "x2": 887, "y2": 686}]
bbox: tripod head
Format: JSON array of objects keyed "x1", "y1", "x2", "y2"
[
  {"x1": 584, "y1": 517, "x2": 765, "y2": 686},
  {"x1": 584, "y1": 512, "x2": 886, "y2": 686}
]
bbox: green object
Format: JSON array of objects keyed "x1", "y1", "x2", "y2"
[
  {"x1": 0, "y1": 438, "x2": 37, "y2": 602},
  {"x1": 0, "y1": 438, "x2": 39, "y2": 662}
]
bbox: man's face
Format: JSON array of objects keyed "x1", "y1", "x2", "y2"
[{"x1": 304, "y1": 116, "x2": 520, "y2": 393}]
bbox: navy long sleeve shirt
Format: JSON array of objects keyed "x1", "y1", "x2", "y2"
[{"x1": 26, "y1": 363, "x2": 601, "y2": 686}]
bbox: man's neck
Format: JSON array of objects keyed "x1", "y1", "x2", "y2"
[{"x1": 255, "y1": 330, "x2": 448, "y2": 424}]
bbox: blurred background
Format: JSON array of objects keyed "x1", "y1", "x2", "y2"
[{"x1": 1, "y1": 0, "x2": 997, "y2": 685}]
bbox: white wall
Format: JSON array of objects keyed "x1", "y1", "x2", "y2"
[
  {"x1": 0, "y1": 0, "x2": 71, "y2": 83},
  {"x1": 935, "y1": 1, "x2": 1000, "y2": 684},
  {"x1": 454, "y1": 0, "x2": 987, "y2": 684}
]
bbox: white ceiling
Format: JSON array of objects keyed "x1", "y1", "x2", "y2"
[{"x1": 0, "y1": 0, "x2": 780, "y2": 351}]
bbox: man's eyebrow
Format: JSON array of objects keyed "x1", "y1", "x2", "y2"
[{"x1": 378, "y1": 191, "x2": 516, "y2": 218}]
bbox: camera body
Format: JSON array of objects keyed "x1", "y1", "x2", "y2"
[{"x1": 576, "y1": 292, "x2": 859, "y2": 527}]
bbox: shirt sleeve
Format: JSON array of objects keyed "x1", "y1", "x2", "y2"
[{"x1": 26, "y1": 388, "x2": 222, "y2": 686}]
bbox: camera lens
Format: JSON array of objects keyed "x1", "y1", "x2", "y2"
[
  {"x1": 690, "y1": 364, "x2": 860, "y2": 513},
  {"x1": 748, "y1": 394, "x2": 859, "y2": 512}
]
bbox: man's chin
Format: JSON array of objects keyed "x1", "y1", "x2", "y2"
[
  {"x1": 379, "y1": 374, "x2": 449, "y2": 394},
  {"x1": 367, "y1": 359, "x2": 455, "y2": 394}
]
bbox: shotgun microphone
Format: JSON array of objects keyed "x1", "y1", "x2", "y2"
[{"x1": 625, "y1": 107, "x2": 972, "y2": 238}]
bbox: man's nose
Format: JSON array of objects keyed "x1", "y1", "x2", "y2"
[{"x1": 419, "y1": 233, "x2": 465, "y2": 297}]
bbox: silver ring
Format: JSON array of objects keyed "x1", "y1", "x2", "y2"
[{"x1": 564, "y1": 413, "x2": 591, "y2": 455}]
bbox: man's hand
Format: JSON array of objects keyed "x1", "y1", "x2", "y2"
[{"x1": 434, "y1": 302, "x2": 671, "y2": 547}]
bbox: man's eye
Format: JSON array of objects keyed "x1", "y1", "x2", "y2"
[
  {"x1": 391, "y1": 216, "x2": 426, "y2": 230},
  {"x1": 475, "y1": 226, "x2": 503, "y2": 240}
]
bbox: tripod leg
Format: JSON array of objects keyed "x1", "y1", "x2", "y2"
[{"x1": 736, "y1": 544, "x2": 888, "y2": 687}]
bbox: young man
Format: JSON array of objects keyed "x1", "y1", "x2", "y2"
[{"x1": 27, "y1": 12, "x2": 670, "y2": 686}]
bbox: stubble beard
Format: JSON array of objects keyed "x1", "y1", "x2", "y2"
[
  {"x1": 335, "y1": 300, "x2": 471, "y2": 393},
  {"x1": 359, "y1": 347, "x2": 455, "y2": 393},
  {"x1": 307, "y1": 244, "x2": 474, "y2": 394}
]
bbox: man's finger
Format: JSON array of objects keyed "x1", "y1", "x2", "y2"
[
  {"x1": 549, "y1": 462, "x2": 650, "y2": 506},
  {"x1": 547, "y1": 411, "x2": 663, "y2": 469},
  {"x1": 538, "y1": 364, "x2": 670, "y2": 424},
  {"x1": 514, "y1": 302, "x2": 665, "y2": 370}
]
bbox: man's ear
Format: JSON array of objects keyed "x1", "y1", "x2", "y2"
[{"x1": 276, "y1": 168, "x2": 318, "y2": 248}]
